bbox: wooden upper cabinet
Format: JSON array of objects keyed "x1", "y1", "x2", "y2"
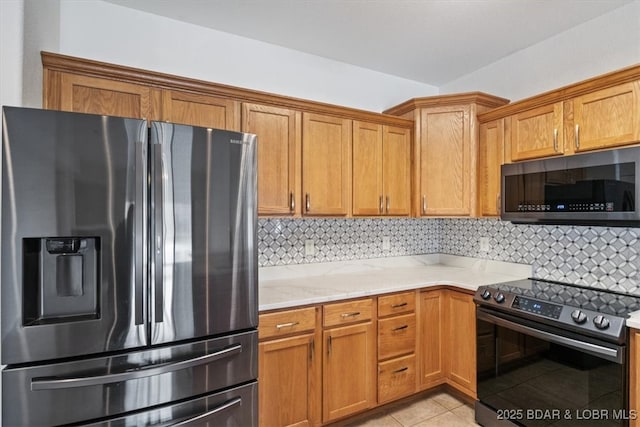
[
  {"x1": 302, "y1": 113, "x2": 352, "y2": 216},
  {"x1": 508, "y1": 102, "x2": 563, "y2": 162},
  {"x1": 353, "y1": 121, "x2": 384, "y2": 216},
  {"x1": 242, "y1": 103, "x2": 301, "y2": 216},
  {"x1": 383, "y1": 125, "x2": 411, "y2": 216},
  {"x1": 352, "y1": 122, "x2": 411, "y2": 216},
  {"x1": 478, "y1": 119, "x2": 504, "y2": 217},
  {"x1": 571, "y1": 81, "x2": 640, "y2": 153},
  {"x1": 161, "y1": 90, "x2": 240, "y2": 130},
  {"x1": 480, "y1": 66, "x2": 640, "y2": 163},
  {"x1": 45, "y1": 72, "x2": 161, "y2": 120},
  {"x1": 419, "y1": 106, "x2": 472, "y2": 216}
]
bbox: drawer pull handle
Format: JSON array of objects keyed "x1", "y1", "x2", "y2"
[
  {"x1": 290, "y1": 192, "x2": 295, "y2": 212},
  {"x1": 553, "y1": 128, "x2": 558, "y2": 152},
  {"x1": 379, "y1": 195, "x2": 384, "y2": 214},
  {"x1": 391, "y1": 302, "x2": 408, "y2": 308},
  {"x1": 392, "y1": 367, "x2": 409, "y2": 374},
  {"x1": 341, "y1": 311, "x2": 361, "y2": 318},
  {"x1": 392, "y1": 325, "x2": 409, "y2": 332},
  {"x1": 276, "y1": 321, "x2": 300, "y2": 329}
]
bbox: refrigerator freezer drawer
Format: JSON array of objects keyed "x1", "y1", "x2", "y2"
[
  {"x1": 2, "y1": 331, "x2": 257, "y2": 426},
  {"x1": 83, "y1": 381, "x2": 257, "y2": 427}
]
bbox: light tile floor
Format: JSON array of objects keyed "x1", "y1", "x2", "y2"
[{"x1": 342, "y1": 391, "x2": 480, "y2": 427}]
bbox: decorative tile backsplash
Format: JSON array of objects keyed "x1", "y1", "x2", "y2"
[{"x1": 258, "y1": 218, "x2": 640, "y2": 295}]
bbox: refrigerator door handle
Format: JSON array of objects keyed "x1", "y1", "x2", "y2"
[
  {"x1": 153, "y1": 144, "x2": 164, "y2": 323},
  {"x1": 30, "y1": 344, "x2": 242, "y2": 391},
  {"x1": 170, "y1": 397, "x2": 242, "y2": 426},
  {"x1": 134, "y1": 140, "x2": 147, "y2": 325}
]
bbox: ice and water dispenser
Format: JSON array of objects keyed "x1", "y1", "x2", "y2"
[{"x1": 23, "y1": 237, "x2": 99, "y2": 324}]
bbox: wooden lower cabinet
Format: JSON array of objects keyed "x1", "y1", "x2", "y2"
[
  {"x1": 418, "y1": 289, "x2": 445, "y2": 388},
  {"x1": 322, "y1": 301, "x2": 376, "y2": 423},
  {"x1": 377, "y1": 291, "x2": 417, "y2": 404},
  {"x1": 259, "y1": 289, "x2": 480, "y2": 425},
  {"x1": 419, "y1": 288, "x2": 476, "y2": 398},
  {"x1": 445, "y1": 290, "x2": 477, "y2": 397},
  {"x1": 259, "y1": 334, "x2": 319, "y2": 427},
  {"x1": 631, "y1": 328, "x2": 640, "y2": 427},
  {"x1": 259, "y1": 308, "x2": 320, "y2": 427}
]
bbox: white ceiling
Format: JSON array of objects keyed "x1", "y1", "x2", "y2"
[{"x1": 102, "y1": 0, "x2": 633, "y2": 86}]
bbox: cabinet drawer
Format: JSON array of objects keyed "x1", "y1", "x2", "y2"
[
  {"x1": 378, "y1": 291, "x2": 415, "y2": 317},
  {"x1": 323, "y1": 299, "x2": 372, "y2": 327},
  {"x1": 378, "y1": 313, "x2": 416, "y2": 360},
  {"x1": 378, "y1": 354, "x2": 416, "y2": 404},
  {"x1": 259, "y1": 307, "x2": 316, "y2": 340}
]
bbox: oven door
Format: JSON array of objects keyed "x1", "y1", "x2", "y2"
[{"x1": 476, "y1": 307, "x2": 629, "y2": 427}]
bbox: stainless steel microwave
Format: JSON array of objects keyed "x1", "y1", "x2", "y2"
[{"x1": 501, "y1": 146, "x2": 640, "y2": 226}]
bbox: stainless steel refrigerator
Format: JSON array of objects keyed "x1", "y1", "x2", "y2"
[{"x1": 1, "y1": 106, "x2": 258, "y2": 426}]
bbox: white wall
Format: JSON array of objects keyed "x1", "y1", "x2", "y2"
[
  {"x1": 440, "y1": 0, "x2": 640, "y2": 102},
  {"x1": 1, "y1": 0, "x2": 25, "y2": 108},
  {"x1": 22, "y1": 0, "x2": 60, "y2": 108},
  {"x1": 53, "y1": 0, "x2": 437, "y2": 112}
]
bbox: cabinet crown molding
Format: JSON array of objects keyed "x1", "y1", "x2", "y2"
[
  {"x1": 383, "y1": 92, "x2": 510, "y2": 116},
  {"x1": 478, "y1": 63, "x2": 640, "y2": 123},
  {"x1": 41, "y1": 51, "x2": 413, "y2": 128}
]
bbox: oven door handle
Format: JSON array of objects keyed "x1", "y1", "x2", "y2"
[{"x1": 477, "y1": 309, "x2": 623, "y2": 364}]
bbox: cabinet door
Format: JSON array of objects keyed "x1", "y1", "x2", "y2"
[
  {"x1": 162, "y1": 90, "x2": 240, "y2": 130},
  {"x1": 323, "y1": 322, "x2": 376, "y2": 422},
  {"x1": 445, "y1": 291, "x2": 477, "y2": 397},
  {"x1": 57, "y1": 73, "x2": 159, "y2": 119},
  {"x1": 509, "y1": 103, "x2": 563, "y2": 161},
  {"x1": 418, "y1": 290, "x2": 445, "y2": 389},
  {"x1": 572, "y1": 81, "x2": 640, "y2": 152},
  {"x1": 631, "y1": 330, "x2": 639, "y2": 427},
  {"x1": 302, "y1": 113, "x2": 352, "y2": 216},
  {"x1": 478, "y1": 119, "x2": 504, "y2": 217},
  {"x1": 383, "y1": 125, "x2": 411, "y2": 216},
  {"x1": 352, "y1": 121, "x2": 383, "y2": 216},
  {"x1": 419, "y1": 106, "x2": 471, "y2": 216},
  {"x1": 259, "y1": 333, "x2": 319, "y2": 427},
  {"x1": 243, "y1": 103, "x2": 301, "y2": 216}
]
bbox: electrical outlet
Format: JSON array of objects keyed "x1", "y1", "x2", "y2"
[
  {"x1": 382, "y1": 236, "x2": 391, "y2": 250},
  {"x1": 304, "y1": 239, "x2": 315, "y2": 257},
  {"x1": 479, "y1": 237, "x2": 490, "y2": 252}
]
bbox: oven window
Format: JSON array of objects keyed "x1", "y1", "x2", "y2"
[{"x1": 477, "y1": 319, "x2": 626, "y2": 426}]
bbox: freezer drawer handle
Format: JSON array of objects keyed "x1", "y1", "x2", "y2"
[
  {"x1": 30, "y1": 344, "x2": 243, "y2": 391},
  {"x1": 170, "y1": 397, "x2": 242, "y2": 426}
]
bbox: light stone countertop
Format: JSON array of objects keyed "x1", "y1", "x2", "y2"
[
  {"x1": 627, "y1": 311, "x2": 640, "y2": 329},
  {"x1": 258, "y1": 254, "x2": 531, "y2": 312}
]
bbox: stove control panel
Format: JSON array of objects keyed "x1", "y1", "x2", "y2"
[
  {"x1": 512, "y1": 296, "x2": 562, "y2": 319},
  {"x1": 474, "y1": 285, "x2": 627, "y2": 343}
]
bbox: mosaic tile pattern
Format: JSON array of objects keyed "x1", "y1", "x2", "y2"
[
  {"x1": 258, "y1": 218, "x2": 440, "y2": 266},
  {"x1": 258, "y1": 218, "x2": 640, "y2": 295}
]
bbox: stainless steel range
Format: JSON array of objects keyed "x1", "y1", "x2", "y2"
[{"x1": 474, "y1": 278, "x2": 640, "y2": 427}]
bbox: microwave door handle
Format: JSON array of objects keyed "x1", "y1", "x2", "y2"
[
  {"x1": 170, "y1": 397, "x2": 242, "y2": 426},
  {"x1": 153, "y1": 144, "x2": 164, "y2": 323},
  {"x1": 30, "y1": 344, "x2": 243, "y2": 391},
  {"x1": 476, "y1": 309, "x2": 622, "y2": 363}
]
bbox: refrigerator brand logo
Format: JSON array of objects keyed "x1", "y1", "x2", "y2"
[{"x1": 230, "y1": 139, "x2": 248, "y2": 145}]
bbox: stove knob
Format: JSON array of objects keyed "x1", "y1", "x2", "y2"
[
  {"x1": 571, "y1": 309, "x2": 587, "y2": 324},
  {"x1": 481, "y1": 289, "x2": 492, "y2": 300},
  {"x1": 494, "y1": 293, "x2": 505, "y2": 304},
  {"x1": 593, "y1": 315, "x2": 610, "y2": 330}
]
